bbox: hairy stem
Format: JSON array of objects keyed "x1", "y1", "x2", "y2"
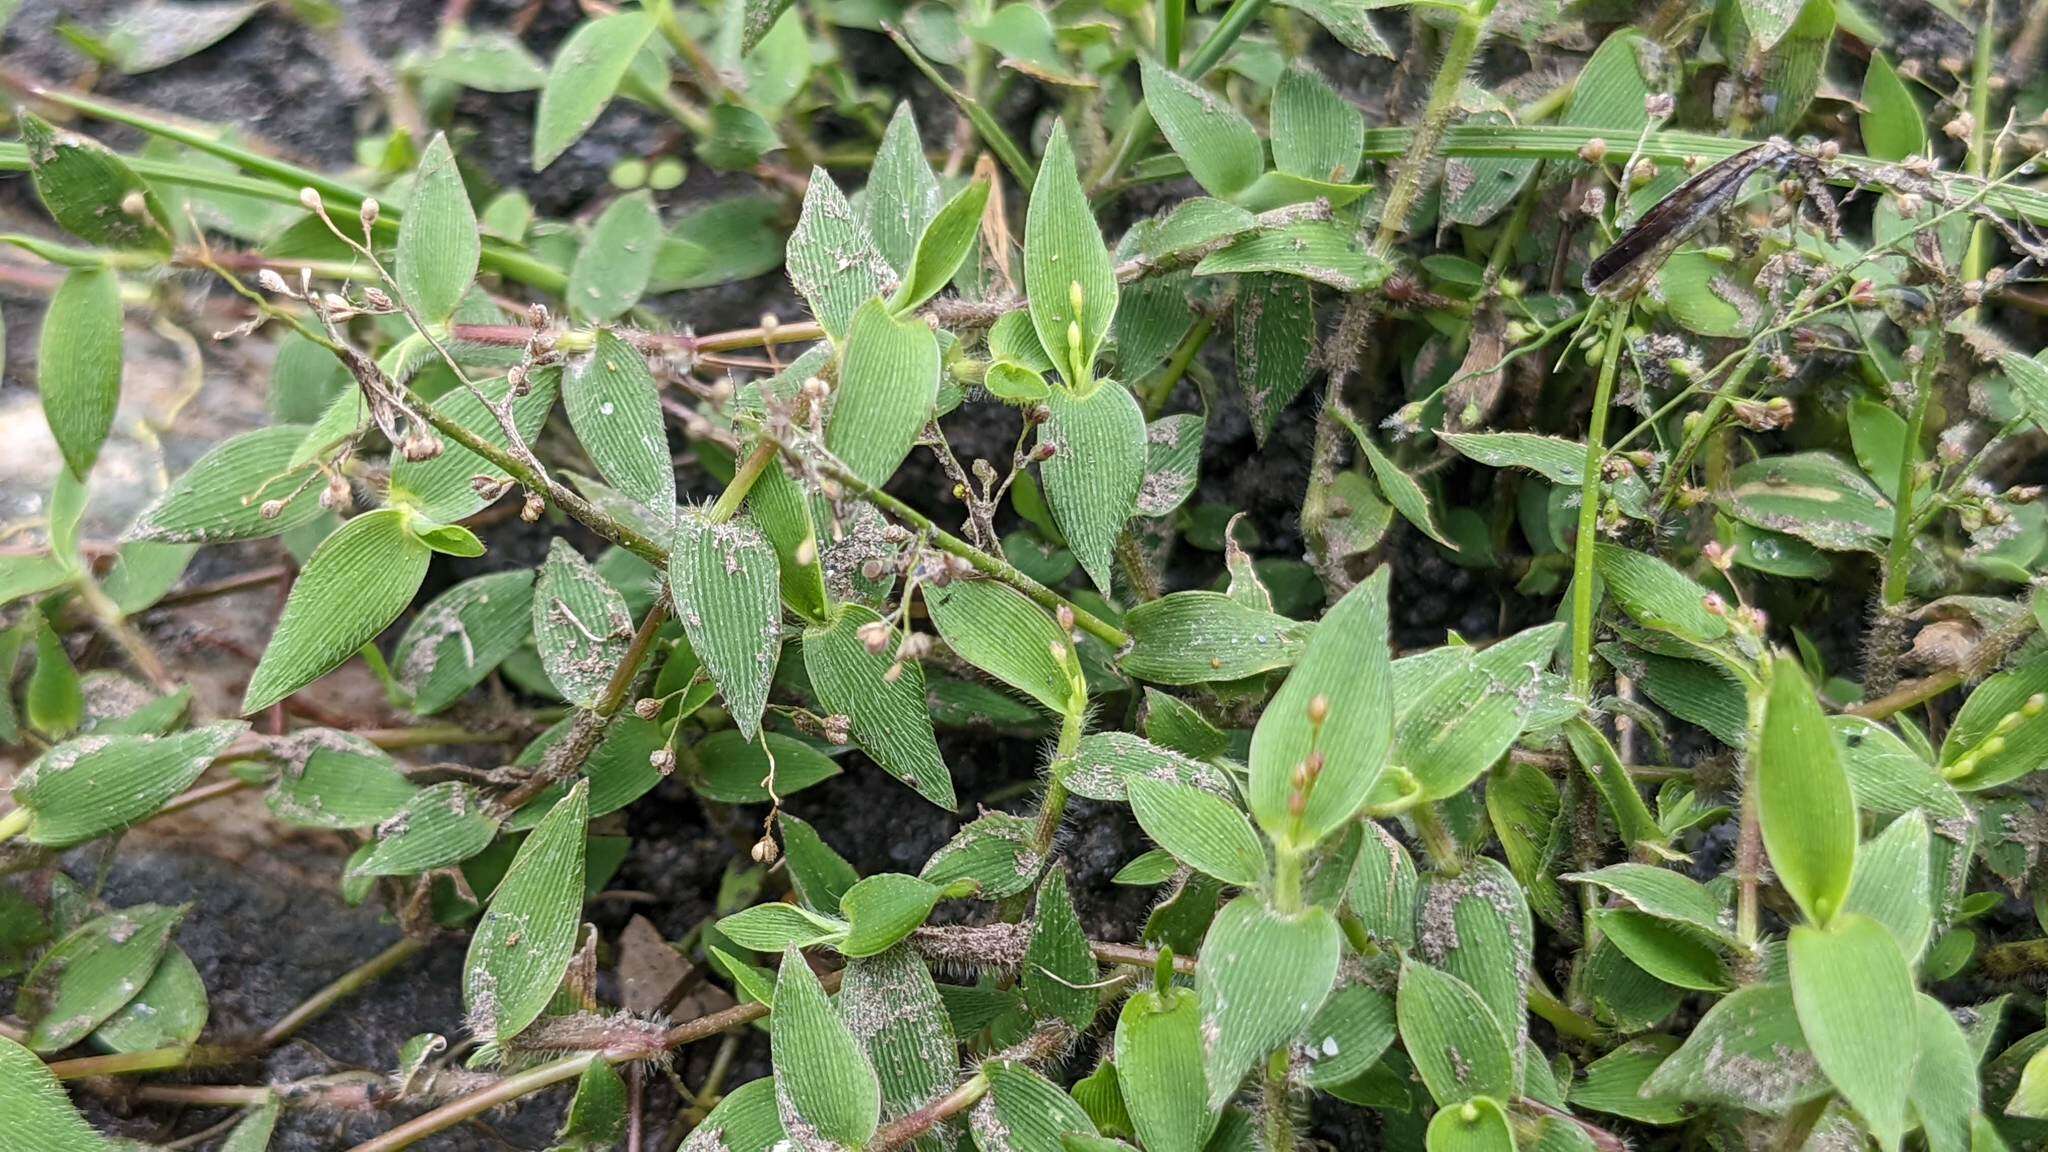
[{"x1": 1569, "y1": 308, "x2": 1630, "y2": 699}]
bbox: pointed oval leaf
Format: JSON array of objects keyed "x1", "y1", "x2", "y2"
[
  {"x1": 840, "y1": 944, "x2": 958, "y2": 1147},
  {"x1": 1642, "y1": 982, "x2": 1825, "y2": 1112},
  {"x1": 689, "y1": 730, "x2": 842, "y2": 805},
  {"x1": 464, "y1": 780, "x2": 589, "y2": 1043},
  {"x1": 788, "y1": 169, "x2": 892, "y2": 341},
  {"x1": 1021, "y1": 868, "x2": 1098, "y2": 1031},
  {"x1": 682, "y1": 1076, "x2": 785, "y2": 1152},
  {"x1": 864, "y1": 103, "x2": 943, "y2": 277},
  {"x1": 1396, "y1": 958, "x2": 1516, "y2": 1106},
  {"x1": 1271, "y1": 65, "x2": 1361, "y2": 183},
  {"x1": 397, "y1": 134, "x2": 479, "y2": 325},
  {"x1": 925, "y1": 578, "x2": 1081, "y2": 717},
  {"x1": 773, "y1": 946, "x2": 882, "y2": 1146},
  {"x1": 387, "y1": 370, "x2": 558, "y2": 523},
  {"x1": 564, "y1": 330, "x2": 675, "y2": 518},
  {"x1": 0, "y1": 1033, "x2": 115, "y2": 1148},
  {"x1": 803, "y1": 604, "x2": 953, "y2": 808},
  {"x1": 1126, "y1": 778, "x2": 1266, "y2": 888},
  {"x1": 1121, "y1": 592, "x2": 1310, "y2": 685},
  {"x1": 1024, "y1": 121, "x2": 1116, "y2": 384},
  {"x1": 569, "y1": 191, "x2": 663, "y2": 322},
  {"x1": 1039, "y1": 381, "x2": 1146, "y2": 596},
  {"x1": 1595, "y1": 545, "x2": 1729, "y2": 642},
  {"x1": 266, "y1": 727, "x2": 419, "y2": 830},
  {"x1": 17, "y1": 904, "x2": 184, "y2": 1052},
  {"x1": 975, "y1": 1060, "x2": 1097, "y2": 1152},
  {"x1": 1248, "y1": 568, "x2": 1392, "y2": 850},
  {"x1": 717, "y1": 902, "x2": 848, "y2": 953},
  {"x1": 1063, "y1": 731, "x2": 1233, "y2": 803},
  {"x1": 93, "y1": 944, "x2": 207, "y2": 1052},
  {"x1": 128, "y1": 425, "x2": 327, "y2": 544},
  {"x1": 1115, "y1": 983, "x2": 1210, "y2": 1152},
  {"x1": 1139, "y1": 57, "x2": 1261, "y2": 199},
  {"x1": 831, "y1": 299, "x2": 941, "y2": 488},
  {"x1": 668, "y1": 509, "x2": 782, "y2": 737},
  {"x1": 1759, "y1": 657, "x2": 1858, "y2": 926},
  {"x1": 15, "y1": 721, "x2": 244, "y2": 848},
  {"x1": 533, "y1": 537, "x2": 636, "y2": 710},
  {"x1": 533, "y1": 12, "x2": 658, "y2": 170},
  {"x1": 1789, "y1": 914, "x2": 1915, "y2": 1150},
  {"x1": 1415, "y1": 859, "x2": 1534, "y2": 1067},
  {"x1": 244, "y1": 509, "x2": 430, "y2": 713},
  {"x1": 1424, "y1": 1096, "x2": 1515, "y2": 1152},
  {"x1": 839, "y1": 874, "x2": 945, "y2": 958},
  {"x1": 1938, "y1": 649, "x2": 2048, "y2": 791},
  {"x1": 394, "y1": 570, "x2": 536, "y2": 714},
  {"x1": 350, "y1": 781, "x2": 500, "y2": 877},
  {"x1": 1845, "y1": 810, "x2": 1934, "y2": 963},
  {"x1": 39, "y1": 266, "x2": 124, "y2": 478},
  {"x1": 1197, "y1": 896, "x2": 1340, "y2": 1109},
  {"x1": 893, "y1": 179, "x2": 991, "y2": 314},
  {"x1": 22, "y1": 112, "x2": 171, "y2": 254}
]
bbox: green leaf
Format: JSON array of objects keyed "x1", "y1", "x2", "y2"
[
  {"x1": 464, "y1": 780, "x2": 588, "y2": 1043},
  {"x1": 892, "y1": 178, "x2": 990, "y2": 315},
  {"x1": 127, "y1": 425, "x2": 326, "y2": 543},
  {"x1": 745, "y1": 445, "x2": 829, "y2": 622},
  {"x1": 1345, "y1": 423, "x2": 1455, "y2": 551},
  {"x1": 507, "y1": 715, "x2": 668, "y2": 829},
  {"x1": 243, "y1": 509, "x2": 430, "y2": 713},
  {"x1": 680, "y1": 1076, "x2": 784, "y2": 1152},
  {"x1": 0, "y1": 1034, "x2": 113, "y2": 1149},
  {"x1": 1126, "y1": 779, "x2": 1267, "y2": 887},
  {"x1": 39, "y1": 266, "x2": 124, "y2": 478},
  {"x1": 1595, "y1": 545, "x2": 1728, "y2": 643},
  {"x1": 1234, "y1": 274, "x2": 1315, "y2": 446},
  {"x1": 925, "y1": 579, "x2": 1081, "y2": 717},
  {"x1": 93, "y1": 944, "x2": 207, "y2": 1052},
  {"x1": 1910, "y1": 993, "x2": 1977, "y2": 1152},
  {"x1": 265, "y1": 728, "x2": 419, "y2": 830},
  {"x1": 1116, "y1": 981, "x2": 1211, "y2": 1152},
  {"x1": 839, "y1": 874, "x2": 945, "y2": 957},
  {"x1": 919, "y1": 810, "x2": 1042, "y2": 901},
  {"x1": 1299, "y1": 983, "x2": 1397, "y2": 1089},
  {"x1": 394, "y1": 570, "x2": 536, "y2": 714},
  {"x1": 534, "y1": 12, "x2": 658, "y2": 170},
  {"x1": 863, "y1": 103, "x2": 943, "y2": 277},
  {"x1": 1570, "y1": 1037, "x2": 1687, "y2": 1125},
  {"x1": 1063, "y1": 731, "x2": 1233, "y2": 803},
  {"x1": 1389, "y1": 626, "x2": 1558, "y2": 802},
  {"x1": 1120, "y1": 591, "x2": 1310, "y2": 684},
  {"x1": 689, "y1": 730, "x2": 842, "y2": 804},
  {"x1": 803, "y1": 604, "x2": 953, "y2": 808},
  {"x1": 978, "y1": 1061, "x2": 1098, "y2": 1152},
  {"x1": 1025, "y1": 121, "x2": 1117, "y2": 385},
  {"x1": 1727, "y1": 453, "x2": 1892, "y2": 553},
  {"x1": 1396, "y1": 958, "x2": 1515, "y2": 1106},
  {"x1": 788, "y1": 168, "x2": 892, "y2": 341},
  {"x1": 1845, "y1": 811, "x2": 1933, "y2": 962},
  {"x1": 15, "y1": 721, "x2": 244, "y2": 847},
  {"x1": 1562, "y1": 863, "x2": 1735, "y2": 945},
  {"x1": 1834, "y1": 715, "x2": 1965, "y2": 821},
  {"x1": 1424, "y1": 1096, "x2": 1515, "y2": 1152},
  {"x1": 1594, "y1": 909, "x2": 1728, "y2": 991},
  {"x1": 1039, "y1": 382, "x2": 1145, "y2": 596},
  {"x1": 1, "y1": 553, "x2": 75, "y2": 610},
  {"x1": 772, "y1": 946, "x2": 882, "y2": 1147},
  {"x1": 1195, "y1": 221, "x2": 1389, "y2": 292},
  {"x1": 831, "y1": 298, "x2": 941, "y2": 488},
  {"x1": 716, "y1": 902, "x2": 847, "y2": 953},
  {"x1": 1247, "y1": 569, "x2": 1393, "y2": 851},
  {"x1": 1197, "y1": 896, "x2": 1340, "y2": 1109},
  {"x1": 1759, "y1": 657, "x2": 1858, "y2": 926},
  {"x1": 557, "y1": 1059, "x2": 628, "y2": 1148},
  {"x1": 650, "y1": 196, "x2": 787, "y2": 292},
  {"x1": 413, "y1": 28, "x2": 547, "y2": 92},
  {"x1": 1642, "y1": 982, "x2": 1825, "y2": 1112},
  {"x1": 533, "y1": 537, "x2": 635, "y2": 710},
  {"x1": 1348, "y1": 823, "x2": 1418, "y2": 951},
  {"x1": 396, "y1": 135, "x2": 479, "y2": 325},
  {"x1": 387, "y1": 370, "x2": 558, "y2": 523},
  {"x1": 782, "y1": 812, "x2": 860, "y2": 916},
  {"x1": 1023, "y1": 869, "x2": 1098, "y2": 1031},
  {"x1": 349, "y1": 782, "x2": 500, "y2": 877},
  {"x1": 1860, "y1": 58, "x2": 1927, "y2": 163},
  {"x1": 1415, "y1": 859, "x2": 1534, "y2": 1068},
  {"x1": 21, "y1": 111, "x2": 171, "y2": 254},
  {"x1": 17, "y1": 903, "x2": 183, "y2": 1052},
  {"x1": 28, "y1": 616, "x2": 84, "y2": 738},
  {"x1": 564, "y1": 330, "x2": 674, "y2": 525},
  {"x1": 839, "y1": 944, "x2": 957, "y2": 1149},
  {"x1": 1271, "y1": 65, "x2": 1361, "y2": 183},
  {"x1": 1789, "y1": 913, "x2": 1916, "y2": 1150},
  {"x1": 100, "y1": 540, "x2": 194, "y2": 614},
  {"x1": 669, "y1": 509, "x2": 782, "y2": 738},
  {"x1": 1440, "y1": 431, "x2": 1585, "y2": 485},
  {"x1": 568, "y1": 191, "x2": 662, "y2": 321},
  {"x1": 1938, "y1": 649, "x2": 2048, "y2": 790},
  {"x1": 1139, "y1": 57, "x2": 1261, "y2": 200}
]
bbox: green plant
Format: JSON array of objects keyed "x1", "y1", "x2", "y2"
[{"x1": 4, "y1": 0, "x2": 2048, "y2": 1150}]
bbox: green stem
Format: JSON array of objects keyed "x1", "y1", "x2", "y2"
[
  {"x1": 1160, "y1": 0, "x2": 1185, "y2": 66},
  {"x1": 1961, "y1": 2, "x2": 1997, "y2": 286},
  {"x1": 1570, "y1": 307, "x2": 1629, "y2": 700},
  {"x1": 345, "y1": 1054, "x2": 598, "y2": 1152},
  {"x1": 1272, "y1": 847, "x2": 1304, "y2": 912},
  {"x1": 1140, "y1": 316, "x2": 1213, "y2": 419},
  {"x1": 1411, "y1": 804, "x2": 1461, "y2": 874},
  {"x1": 709, "y1": 440, "x2": 778, "y2": 524},
  {"x1": 1032, "y1": 709, "x2": 1085, "y2": 857},
  {"x1": 1881, "y1": 345, "x2": 1941, "y2": 606},
  {"x1": 1527, "y1": 978, "x2": 1601, "y2": 1042},
  {"x1": 1372, "y1": 0, "x2": 1496, "y2": 256},
  {"x1": 0, "y1": 806, "x2": 30, "y2": 846}
]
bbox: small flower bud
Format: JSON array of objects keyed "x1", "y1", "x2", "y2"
[
  {"x1": 1577, "y1": 137, "x2": 1609, "y2": 164},
  {"x1": 521, "y1": 492, "x2": 545, "y2": 522},
  {"x1": 858, "y1": 620, "x2": 893, "y2": 653},
  {"x1": 634, "y1": 697, "x2": 664, "y2": 720},
  {"x1": 1306, "y1": 694, "x2": 1330, "y2": 726},
  {"x1": 794, "y1": 539, "x2": 817, "y2": 566},
  {"x1": 364, "y1": 287, "x2": 393, "y2": 311},
  {"x1": 1703, "y1": 592, "x2": 1728, "y2": 617},
  {"x1": 883, "y1": 661, "x2": 905, "y2": 684},
  {"x1": 861, "y1": 558, "x2": 888, "y2": 581},
  {"x1": 120, "y1": 190, "x2": 149, "y2": 218},
  {"x1": 359, "y1": 198, "x2": 380, "y2": 228},
  {"x1": 1056, "y1": 605, "x2": 1076, "y2": 633},
  {"x1": 260, "y1": 498, "x2": 287, "y2": 519},
  {"x1": 649, "y1": 748, "x2": 676, "y2": 773},
  {"x1": 1068, "y1": 280, "x2": 1086, "y2": 317},
  {"x1": 257, "y1": 268, "x2": 292, "y2": 296},
  {"x1": 2025, "y1": 693, "x2": 2047, "y2": 717},
  {"x1": 299, "y1": 187, "x2": 324, "y2": 211},
  {"x1": 1033, "y1": 442, "x2": 1058, "y2": 462}
]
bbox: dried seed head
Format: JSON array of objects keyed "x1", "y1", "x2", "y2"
[
  {"x1": 359, "y1": 197, "x2": 380, "y2": 228},
  {"x1": 1577, "y1": 137, "x2": 1609, "y2": 164},
  {"x1": 1306, "y1": 694, "x2": 1330, "y2": 726},
  {"x1": 1056, "y1": 605, "x2": 1076, "y2": 633},
  {"x1": 521, "y1": 492, "x2": 545, "y2": 522},
  {"x1": 794, "y1": 539, "x2": 817, "y2": 566},
  {"x1": 364, "y1": 287, "x2": 393, "y2": 311},
  {"x1": 883, "y1": 661, "x2": 905, "y2": 684},
  {"x1": 1645, "y1": 92, "x2": 1675, "y2": 119},
  {"x1": 120, "y1": 190, "x2": 150, "y2": 218},
  {"x1": 751, "y1": 835, "x2": 780, "y2": 864},
  {"x1": 858, "y1": 620, "x2": 893, "y2": 653},
  {"x1": 256, "y1": 268, "x2": 292, "y2": 296},
  {"x1": 321, "y1": 473, "x2": 352, "y2": 512},
  {"x1": 260, "y1": 498, "x2": 287, "y2": 519},
  {"x1": 1032, "y1": 442, "x2": 1058, "y2": 462},
  {"x1": 633, "y1": 697, "x2": 664, "y2": 720},
  {"x1": 299, "y1": 187, "x2": 324, "y2": 211},
  {"x1": 649, "y1": 748, "x2": 676, "y2": 774},
  {"x1": 470, "y1": 474, "x2": 514, "y2": 501}
]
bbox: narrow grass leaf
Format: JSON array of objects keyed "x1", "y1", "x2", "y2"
[
  {"x1": 1439, "y1": 431, "x2": 1586, "y2": 485},
  {"x1": 1347, "y1": 424, "x2": 1455, "y2": 550},
  {"x1": 803, "y1": 604, "x2": 953, "y2": 808},
  {"x1": 39, "y1": 266, "x2": 123, "y2": 478},
  {"x1": 1247, "y1": 568, "x2": 1393, "y2": 850},
  {"x1": 772, "y1": 946, "x2": 881, "y2": 1147},
  {"x1": 1197, "y1": 896, "x2": 1340, "y2": 1109},
  {"x1": 669, "y1": 509, "x2": 782, "y2": 737},
  {"x1": 243, "y1": 509, "x2": 429, "y2": 713},
  {"x1": 464, "y1": 780, "x2": 589, "y2": 1043},
  {"x1": 1789, "y1": 914, "x2": 1916, "y2": 1150},
  {"x1": 1759, "y1": 657, "x2": 1858, "y2": 926}
]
